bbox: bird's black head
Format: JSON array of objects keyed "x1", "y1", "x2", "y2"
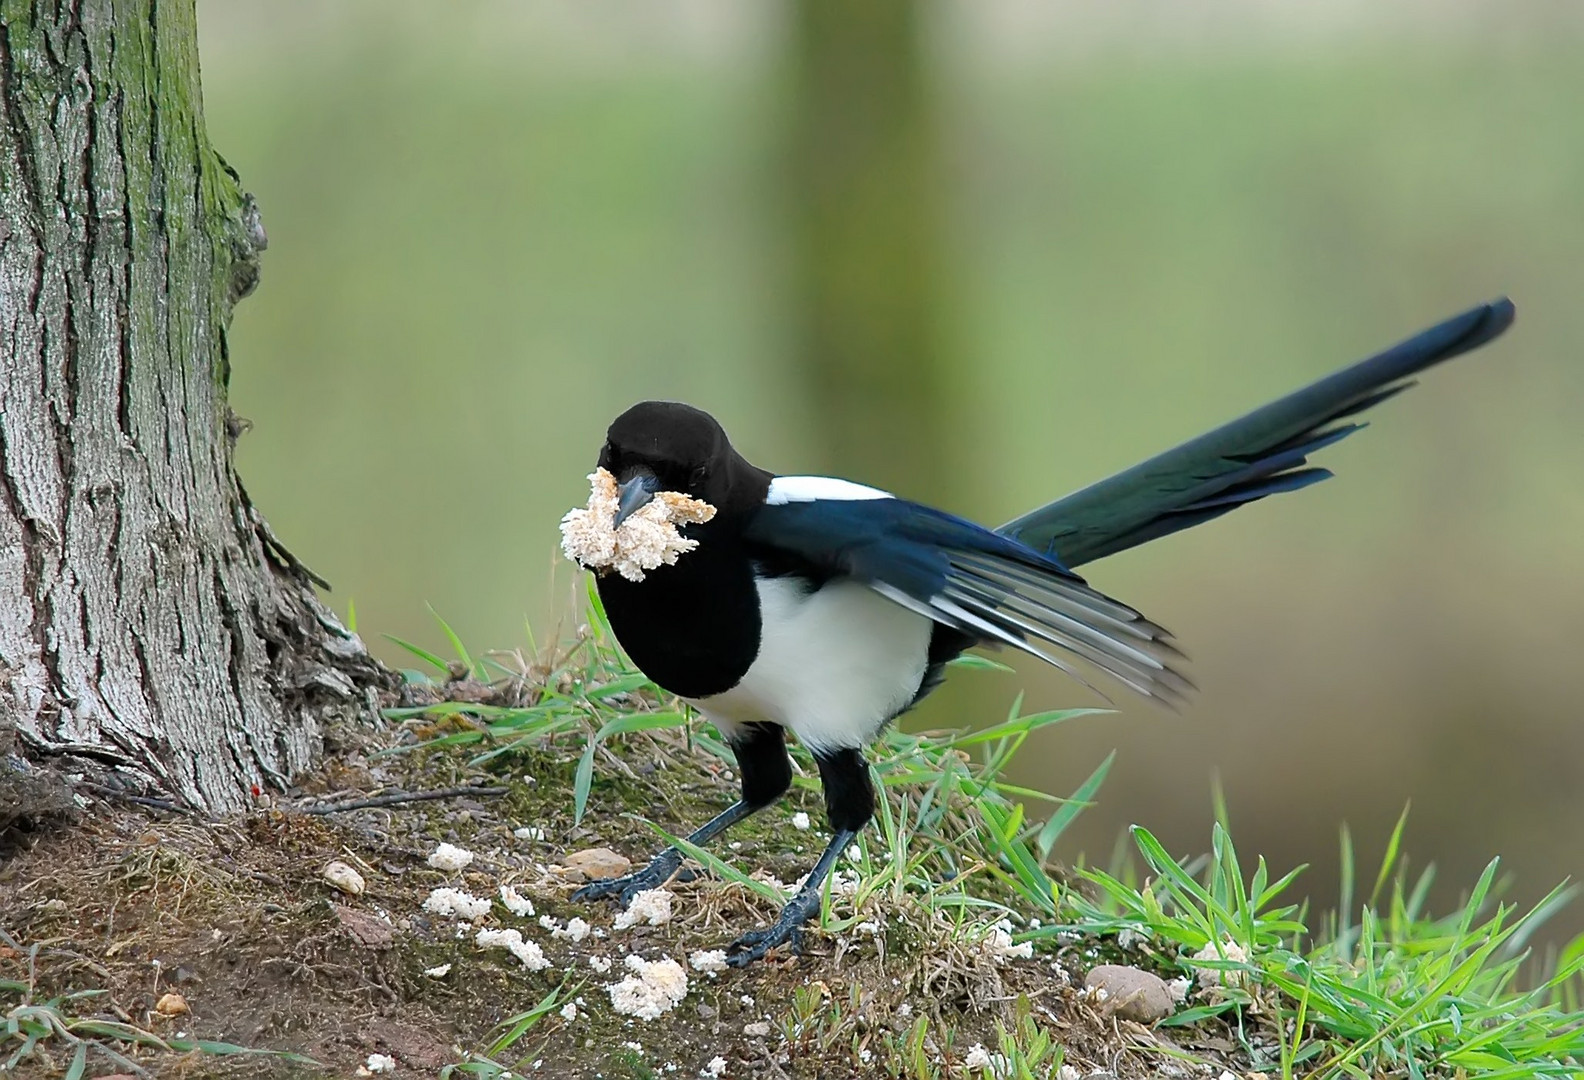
[{"x1": 598, "y1": 401, "x2": 762, "y2": 524}]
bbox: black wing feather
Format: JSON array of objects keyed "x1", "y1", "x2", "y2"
[
  {"x1": 743, "y1": 498, "x2": 1189, "y2": 706},
  {"x1": 998, "y1": 299, "x2": 1515, "y2": 567}
]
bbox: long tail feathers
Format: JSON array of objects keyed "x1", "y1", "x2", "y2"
[{"x1": 997, "y1": 299, "x2": 1515, "y2": 568}]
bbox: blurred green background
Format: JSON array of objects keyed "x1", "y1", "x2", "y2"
[{"x1": 200, "y1": 3, "x2": 1584, "y2": 938}]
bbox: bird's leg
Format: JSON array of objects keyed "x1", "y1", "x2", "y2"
[
  {"x1": 725, "y1": 747, "x2": 874, "y2": 967},
  {"x1": 726, "y1": 826, "x2": 855, "y2": 966},
  {"x1": 572, "y1": 722, "x2": 791, "y2": 907},
  {"x1": 572, "y1": 799, "x2": 754, "y2": 905}
]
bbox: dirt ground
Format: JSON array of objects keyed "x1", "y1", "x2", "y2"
[{"x1": 1, "y1": 700, "x2": 1261, "y2": 1079}]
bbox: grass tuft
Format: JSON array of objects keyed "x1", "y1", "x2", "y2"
[{"x1": 388, "y1": 592, "x2": 1584, "y2": 1079}]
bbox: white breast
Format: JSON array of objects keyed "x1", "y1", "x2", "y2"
[{"x1": 686, "y1": 577, "x2": 933, "y2": 754}]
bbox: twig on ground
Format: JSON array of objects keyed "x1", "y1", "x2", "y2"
[
  {"x1": 297, "y1": 785, "x2": 509, "y2": 815},
  {"x1": 80, "y1": 783, "x2": 192, "y2": 815}
]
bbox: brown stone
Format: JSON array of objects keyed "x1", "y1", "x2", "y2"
[
  {"x1": 154, "y1": 992, "x2": 189, "y2": 1017},
  {"x1": 563, "y1": 847, "x2": 632, "y2": 880},
  {"x1": 368, "y1": 1021, "x2": 453, "y2": 1069},
  {"x1": 334, "y1": 904, "x2": 395, "y2": 949},
  {"x1": 1084, "y1": 964, "x2": 1175, "y2": 1024}
]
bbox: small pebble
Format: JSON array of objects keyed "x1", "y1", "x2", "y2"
[
  {"x1": 154, "y1": 992, "x2": 189, "y2": 1017},
  {"x1": 1084, "y1": 965, "x2": 1176, "y2": 1024},
  {"x1": 322, "y1": 861, "x2": 366, "y2": 896},
  {"x1": 563, "y1": 847, "x2": 632, "y2": 880}
]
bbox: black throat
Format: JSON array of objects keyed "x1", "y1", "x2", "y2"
[{"x1": 596, "y1": 450, "x2": 773, "y2": 700}]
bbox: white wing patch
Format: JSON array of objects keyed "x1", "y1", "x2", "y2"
[{"x1": 765, "y1": 475, "x2": 892, "y2": 505}]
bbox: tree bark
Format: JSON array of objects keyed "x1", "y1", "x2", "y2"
[{"x1": 0, "y1": 0, "x2": 386, "y2": 817}]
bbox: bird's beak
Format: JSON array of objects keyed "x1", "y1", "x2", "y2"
[{"x1": 613, "y1": 471, "x2": 660, "y2": 528}]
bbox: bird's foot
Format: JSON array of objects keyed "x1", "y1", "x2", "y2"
[
  {"x1": 725, "y1": 894, "x2": 818, "y2": 967},
  {"x1": 571, "y1": 851, "x2": 681, "y2": 907}
]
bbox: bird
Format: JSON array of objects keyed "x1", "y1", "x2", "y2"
[{"x1": 568, "y1": 298, "x2": 1515, "y2": 966}]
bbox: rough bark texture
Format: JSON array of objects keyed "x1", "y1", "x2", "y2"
[{"x1": 0, "y1": 0, "x2": 387, "y2": 817}]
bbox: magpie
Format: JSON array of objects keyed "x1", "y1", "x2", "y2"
[{"x1": 569, "y1": 298, "x2": 1515, "y2": 966}]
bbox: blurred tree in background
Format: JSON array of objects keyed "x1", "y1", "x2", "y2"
[{"x1": 787, "y1": 0, "x2": 953, "y2": 498}]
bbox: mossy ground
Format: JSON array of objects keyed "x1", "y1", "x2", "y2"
[
  {"x1": 0, "y1": 671, "x2": 1253, "y2": 1080},
  {"x1": 6, "y1": 632, "x2": 1581, "y2": 1080}
]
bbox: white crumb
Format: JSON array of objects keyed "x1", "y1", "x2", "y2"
[
  {"x1": 1192, "y1": 938, "x2": 1251, "y2": 988},
  {"x1": 560, "y1": 467, "x2": 717, "y2": 583},
  {"x1": 589, "y1": 955, "x2": 612, "y2": 973},
  {"x1": 752, "y1": 870, "x2": 793, "y2": 893},
  {"x1": 514, "y1": 826, "x2": 546, "y2": 841},
  {"x1": 743, "y1": 1021, "x2": 771, "y2": 1038},
  {"x1": 608, "y1": 954, "x2": 690, "y2": 1020},
  {"x1": 790, "y1": 812, "x2": 810, "y2": 830},
  {"x1": 1168, "y1": 975, "x2": 1193, "y2": 1003},
  {"x1": 613, "y1": 888, "x2": 673, "y2": 930},
  {"x1": 500, "y1": 884, "x2": 535, "y2": 917},
  {"x1": 983, "y1": 918, "x2": 1034, "y2": 961},
  {"x1": 560, "y1": 1002, "x2": 578, "y2": 1022},
  {"x1": 552, "y1": 917, "x2": 592, "y2": 943},
  {"x1": 422, "y1": 963, "x2": 452, "y2": 978},
  {"x1": 689, "y1": 949, "x2": 729, "y2": 973},
  {"x1": 701, "y1": 1056, "x2": 728, "y2": 1078},
  {"x1": 475, "y1": 927, "x2": 551, "y2": 971},
  {"x1": 1058, "y1": 1066, "x2": 1083, "y2": 1080},
  {"x1": 426, "y1": 843, "x2": 475, "y2": 872},
  {"x1": 964, "y1": 1044, "x2": 992, "y2": 1069},
  {"x1": 791, "y1": 870, "x2": 859, "y2": 897},
  {"x1": 423, "y1": 887, "x2": 491, "y2": 921},
  {"x1": 365, "y1": 1053, "x2": 396, "y2": 1074}
]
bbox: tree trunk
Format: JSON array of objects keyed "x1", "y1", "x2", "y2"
[
  {"x1": 787, "y1": 0, "x2": 953, "y2": 498},
  {"x1": 0, "y1": 0, "x2": 387, "y2": 818}
]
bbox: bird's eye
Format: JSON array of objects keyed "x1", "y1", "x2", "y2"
[{"x1": 690, "y1": 465, "x2": 709, "y2": 488}]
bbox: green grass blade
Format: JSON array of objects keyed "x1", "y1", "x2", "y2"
[
  {"x1": 1370, "y1": 803, "x2": 1411, "y2": 908},
  {"x1": 488, "y1": 982, "x2": 567, "y2": 1056},
  {"x1": 383, "y1": 633, "x2": 452, "y2": 675},
  {"x1": 429, "y1": 606, "x2": 476, "y2": 676},
  {"x1": 644, "y1": 821, "x2": 787, "y2": 904},
  {"x1": 1035, "y1": 750, "x2": 1114, "y2": 862},
  {"x1": 572, "y1": 711, "x2": 689, "y2": 823}
]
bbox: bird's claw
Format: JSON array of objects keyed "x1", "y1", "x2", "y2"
[
  {"x1": 724, "y1": 897, "x2": 816, "y2": 967},
  {"x1": 725, "y1": 923, "x2": 803, "y2": 967},
  {"x1": 571, "y1": 857, "x2": 677, "y2": 906}
]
